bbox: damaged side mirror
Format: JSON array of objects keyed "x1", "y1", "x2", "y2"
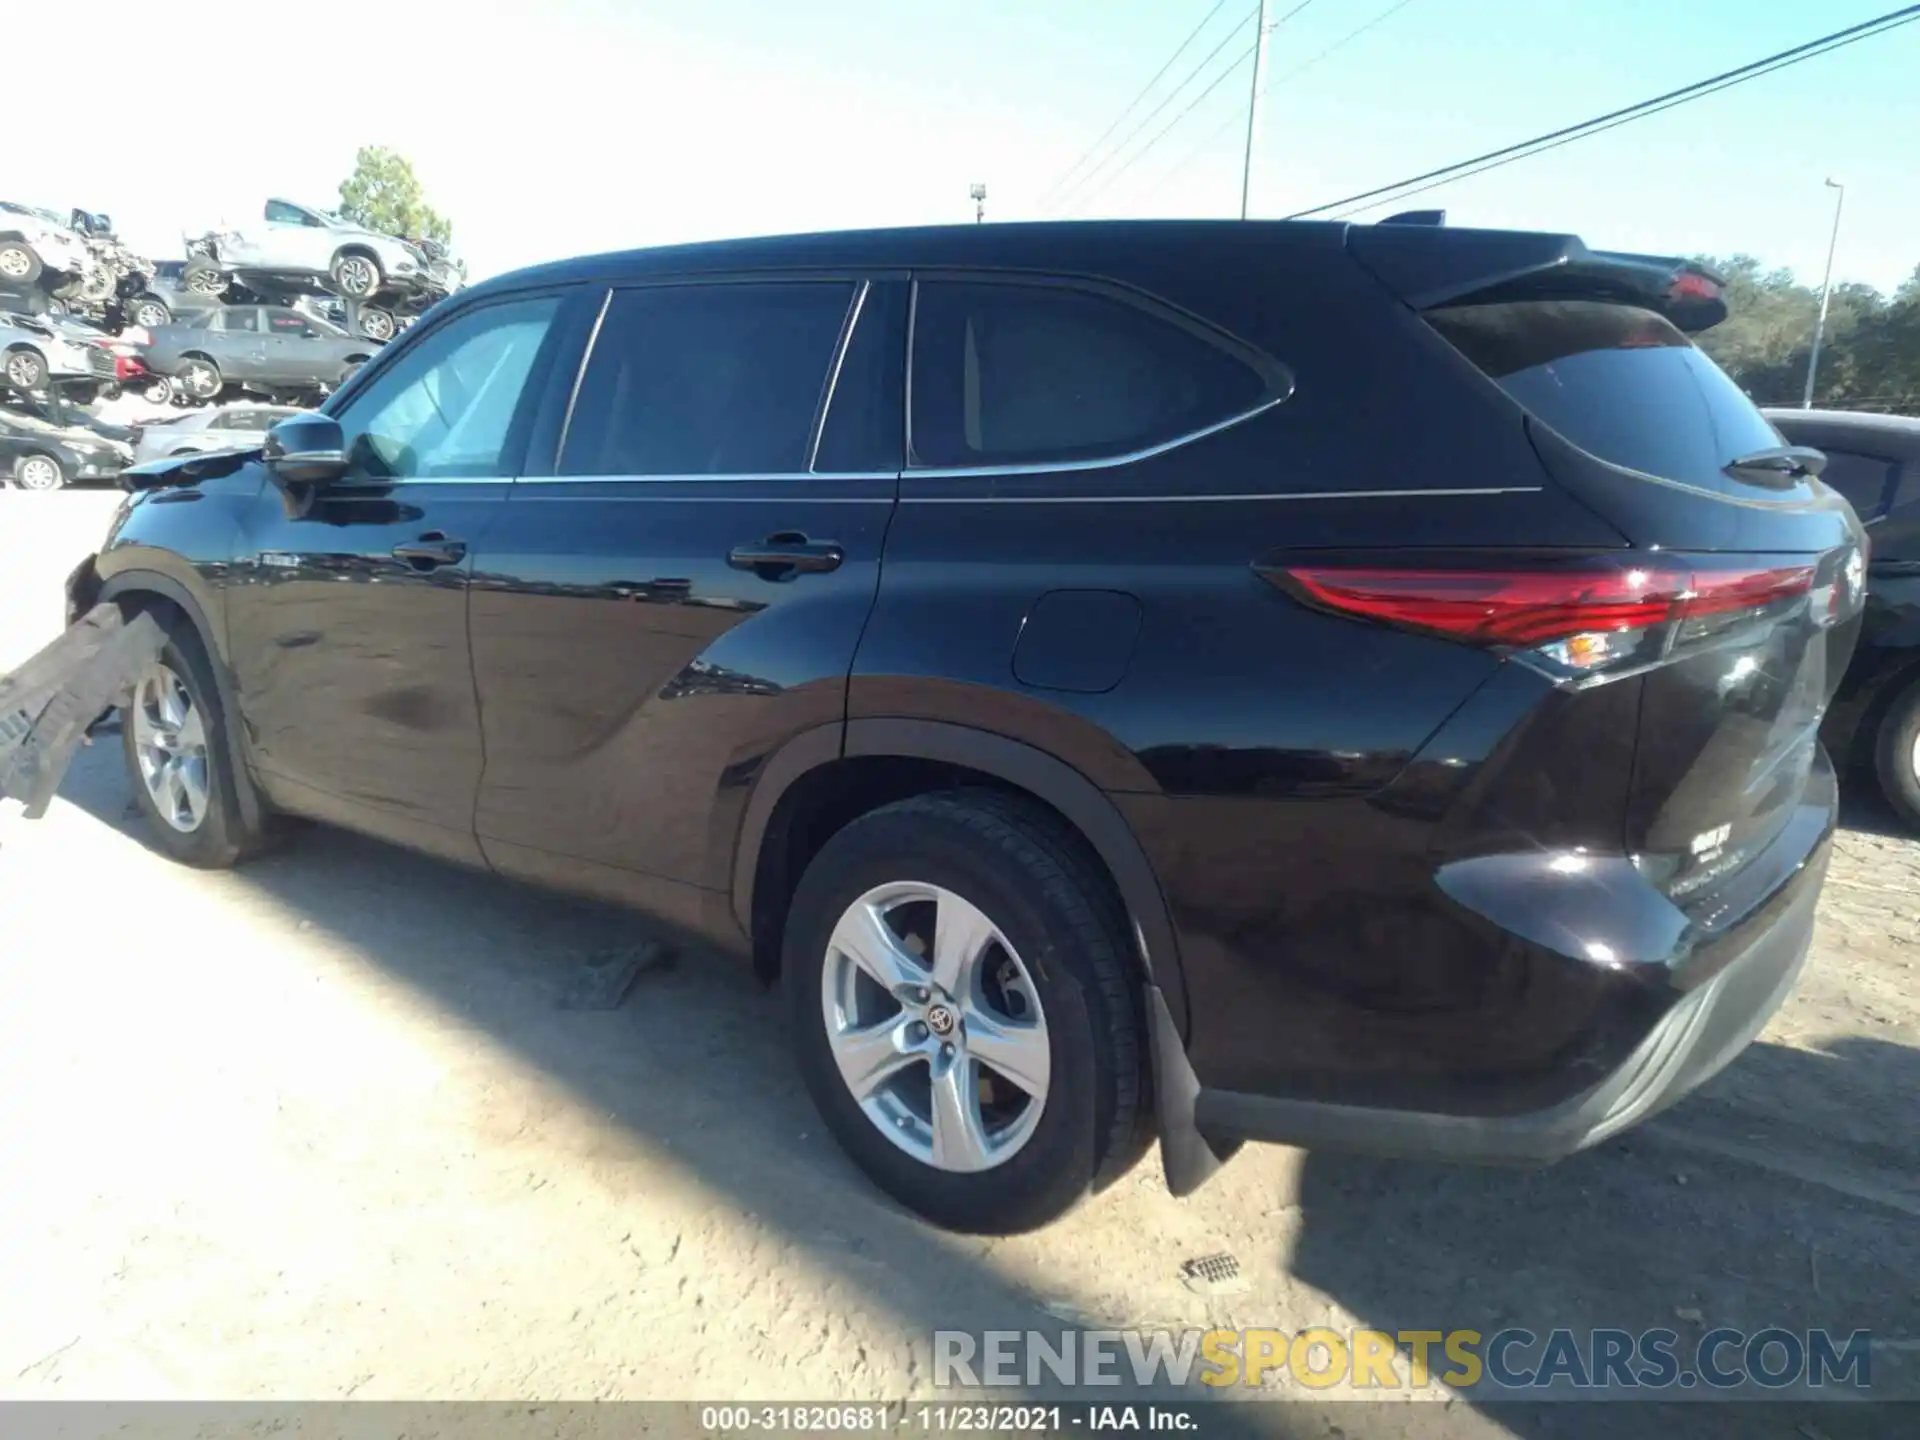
[{"x1": 264, "y1": 413, "x2": 347, "y2": 486}]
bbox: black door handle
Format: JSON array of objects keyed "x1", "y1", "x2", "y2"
[
  {"x1": 728, "y1": 533, "x2": 844, "y2": 579},
  {"x1": 392, "y1": 532, "x2": 467, "y2": 570}
]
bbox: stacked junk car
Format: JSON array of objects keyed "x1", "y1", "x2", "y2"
[{"x1": 2, "y1": 195, "x2": 464, "y2": 488}]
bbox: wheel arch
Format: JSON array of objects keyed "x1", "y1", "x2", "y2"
[
  {"x1": 96, "y1": 568, "x2": 268, "y2": 835},
  {"x1": 730, "y1": 717, "x2": 1190, "y2": 1037}
]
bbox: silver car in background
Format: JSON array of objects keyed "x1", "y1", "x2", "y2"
[
  {"x1": 129, "y1": 403, "x2": 303, "y2": 465},
  {"x1": 1, "y1": 313, "x2": 115, "y2": 393}
]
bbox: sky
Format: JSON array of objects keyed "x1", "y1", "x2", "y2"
[{"x1": 11, "y1": 0, "x2": 1917, "y2": 294}]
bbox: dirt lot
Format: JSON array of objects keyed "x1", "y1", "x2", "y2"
[{"x1": 1, "y1": 491, "x2": 1916, "y2": 1432}]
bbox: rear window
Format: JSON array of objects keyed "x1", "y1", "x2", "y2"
[
  {"x1": 909, "y1": 279, "x2": 1273, "y2": 470},
  {"x1": 1427, "y1": 300, "x2": 1791, "y2": 497}
]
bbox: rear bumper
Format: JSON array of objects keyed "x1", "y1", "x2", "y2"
[
  {"x1": 1192, "y1": 850, "x2": 1820, "y2": 1162},
  {"x1": 1180, "y1": 763, "x2": 1835, "y2": 1168}
]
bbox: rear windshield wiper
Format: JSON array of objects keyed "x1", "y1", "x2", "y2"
[{"x1": 1723, "y1": 445, "x2": 1827, "y2": 485}]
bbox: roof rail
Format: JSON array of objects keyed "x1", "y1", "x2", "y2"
[{"x1": 1378, "y1": 210, "x2": 1447, "y2": 226}]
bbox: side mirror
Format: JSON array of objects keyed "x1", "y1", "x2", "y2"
[{"x1": 264, "y1": 412, "x2": 347, "y2": 485}]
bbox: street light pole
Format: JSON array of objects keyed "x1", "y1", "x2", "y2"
[
  {"x1": 1802, "y1": 177, "x2": 1847, "y2": 410},
  {"x1": 1238, "y1": 0, "x2": 1272, "y2": 220}
]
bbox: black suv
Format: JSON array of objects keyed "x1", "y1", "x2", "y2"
[
  {"x1": 1764, "y1": 408, "x2": 1920, "y2": 829},
  {"x1": 74, "y1": 220, "x2": 1866, "y2": 1233}
]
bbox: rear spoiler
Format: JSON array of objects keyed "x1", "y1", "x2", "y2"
[{"x1": 1347, "y1": 222, "x2": 1729, "y2": 334}]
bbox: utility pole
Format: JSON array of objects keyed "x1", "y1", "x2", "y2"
[
  {"x1": 1802, "y1": 177, "x2": 1846, "y2": 409},
  {"x1": 970, "y1": 183, "x2": 987, "y2": 224},
  {"x1": 1238, "y1": 0, "x2": 1273, "y2": 219}
]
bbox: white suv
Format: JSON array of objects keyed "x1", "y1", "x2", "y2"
[{"x1": 0, "y1": 202, "x2": 93, "y2": 292}]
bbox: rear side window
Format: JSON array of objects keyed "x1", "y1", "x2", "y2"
[
  {"x1": 218, "y1": 309, "x2": 259, "y2": 334},
  {"x1": 560, "y1": 282, "x2": 855, "y2": 476},
  {"x1": 1815, "y1": 449, "x2": 1896, "y2": 521},
  {"x1": 1427, "y1": 300, "x2": 1788, "y2": 497},
  {"x1": 908, "y1": 280, "x2": 1273, "y2": 470}
]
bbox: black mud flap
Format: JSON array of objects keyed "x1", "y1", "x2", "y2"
[{"x1": 0, "y1": 603, "x2": 166, "y2": 820}]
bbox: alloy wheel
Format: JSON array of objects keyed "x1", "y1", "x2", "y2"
[
  {"x1": 819, "y1": 881, "x2": 1050, "y2": 1173},
  {"x1": 14, "y1": 455, "x2": 62, "y2": 490},
  {"x1": 0, "y1": 248, "x2": 30, "y2": 279},
  {"x1": 337, "y1": 258, "x2": 377, "y2": 296},
  {"x1": 5, "y1": 352, "x2": 43, "y2": 389},
  {"x1": 131, "y1": 664, "x2": 210, "y2": 833}
]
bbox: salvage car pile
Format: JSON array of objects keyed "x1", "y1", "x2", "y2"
[{"x1": 1, "y1": 197, "x2": 463, "y2": 488}]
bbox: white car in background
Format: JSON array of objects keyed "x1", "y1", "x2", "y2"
[
  {"x1": 128, "y1": 403, "x2": 304, "y2": 466},
  {"x1": 0, "y1": 202, "x2": 93, "y2": 292}
]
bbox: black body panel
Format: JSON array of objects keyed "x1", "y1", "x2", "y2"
[{"x1": 80, "y1": 219, "x2": 1853, "y2": 1185}]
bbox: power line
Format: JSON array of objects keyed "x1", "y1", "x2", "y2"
[
  {"x1": 1063, "y1": 0, "x2": 1330, "y2": 216},
  {"x1": 1330, "y1": 15, "x2": 1920, "y2": 217},
  {"x1": 1035, "y1": 0, "x2": 1235, "y2": 213},
  {"x1": 1289, "y1": 4, "x2": 1920, "y2": 219},
  {"x1": 1149, "y1": 0, "x2": 1423, "y2": 199},
  {"x1": 1048, "y1": 5, "x2": 1261, "y2": 215},
  {"x1": 1066, "y1": 44, "x2": 1259, "y2": 214}
]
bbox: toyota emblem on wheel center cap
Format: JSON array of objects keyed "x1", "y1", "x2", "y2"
[{"x1": 925, "y1": 1004, "x2": 958, "y2": 1038}]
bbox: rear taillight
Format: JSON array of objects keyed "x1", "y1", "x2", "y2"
[{"x1": 1270, "y1": 556, "x2": 1820, "y2": 684}]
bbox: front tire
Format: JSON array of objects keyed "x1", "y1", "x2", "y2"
[
  {"x1": 358, "y1": 306, "x2": 395, "y2": 341},
  {"x1": 4, "y1": 346, "x2": 48, "y2": 391},
  {"x1": 131, "y1": 296, "x2": 172, "y2": 329},
  {"x1": 331, "y1": 252, "x2": 381, "y2": 299},
  {"x1": 1874, "y1": 677, "x2": 1920, "y2": 832},
  {"x1": 12, "y1": 452, "x2": 66, "y2": 490},
  {"x1": 121, "y1": 612, "x2": 276, "y2": 868},
  {"x1": 785, "y1": 791, "x2": 1149, "y2": 1233}
]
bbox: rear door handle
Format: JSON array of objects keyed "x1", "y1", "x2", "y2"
[
  {"x1": 727, "y1": 534, "x2": 844, "y2": 579},
  {"x1": 392, "y1": 532, "x2": 467, "y2": 570}
]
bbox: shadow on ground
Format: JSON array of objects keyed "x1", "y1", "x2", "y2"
[{"x1": 56, "y1": 737, "x2": 1920, "y2": 1438}]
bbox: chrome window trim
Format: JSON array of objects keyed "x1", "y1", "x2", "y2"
[
  {"x1": 906, "y1": 394, "x2": 1287, "y2": 479},
  {"x1": 900, "y1": 485, "x2": 1545, "y2": 504},
  {"x1": 510, "y1": 492, "x2": 889, "y2": 504},
  {"x1": 513, "y1": 470, "x2": 895, "y2": 485},
  {"x1": 807, "y1": 280, "x2": 870, "y2": 473},
  {"x1": 555, "y1": 286, "x2": 612, "y2": 472},
  {"x1": 314, "y1": 474, "x2": 513, "y2": 490}
]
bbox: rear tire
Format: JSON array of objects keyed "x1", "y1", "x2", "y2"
[
  {"x1": 120, "y1": 611, "x2": 278, "y2": 869},
  {"x1": 182, "y1": 260, "x2": 226, "y2": 296},
  {"x1": 177, "y1": 356, "x2": 220, "y2": 400},
  {"x1": 1874, "y1": 677, "x2": 1920, "y2": 832},
  {"x1": 784, "y1": 790, "x2": 1149, "y2": 1233},
  {"x1": 131, "y1": 296, "x2": 172, "y2": 329}
]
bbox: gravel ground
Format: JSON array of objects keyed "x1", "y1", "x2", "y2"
[{"x1": 1, "y1": 491, "x2": 1915, "y2": 1435}]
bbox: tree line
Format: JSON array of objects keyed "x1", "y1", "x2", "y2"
[{"x1": 1695, "y1": 254, "x2": 1920, "y2": 416}]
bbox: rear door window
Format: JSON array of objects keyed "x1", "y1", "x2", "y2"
[
  {"x1": 908, "y1": 279, "x2": 1276, "y2": 470},
  {"x1": 219, "y1": 309, "x2": 260, "y2": 334},
  {"x1": 1427, "y1": 300, "x2": 1796, "y2": 498},
  {"x1": 559, "y1": 281, "x2": 856, "y2": 476}
]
